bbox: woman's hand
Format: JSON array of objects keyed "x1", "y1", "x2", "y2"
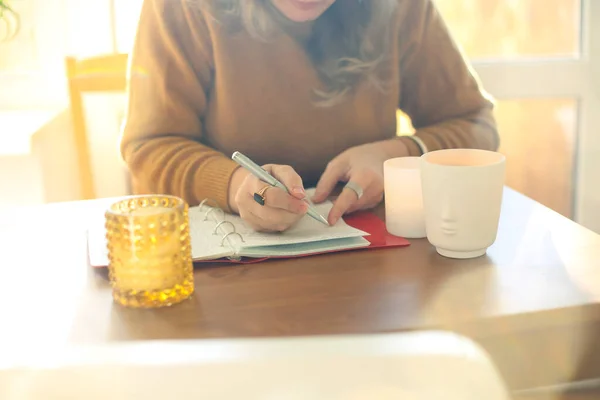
[
  {"x1": 229, "y1": 164, "x2": 308, "y2": 232},
  {"x1": 312, "y1": 139, "x2": 409, "y2": 225}
]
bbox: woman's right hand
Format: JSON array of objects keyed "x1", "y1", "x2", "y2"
[{"x1": 228, "y1": 164, "x2": 308, "y2": 232}]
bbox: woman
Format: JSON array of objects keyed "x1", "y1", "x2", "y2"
[{"x1": 120, "y1": 0, "x2": 498, "y2": 232}]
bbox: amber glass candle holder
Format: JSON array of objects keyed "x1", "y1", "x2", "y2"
[{"x1": 105, "y1": 195, "x2": 194, "y2": 308}]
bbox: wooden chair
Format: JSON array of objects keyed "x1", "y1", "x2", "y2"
[{"x1": 65, "y1": 53, "x2": 129, "y2": 200}]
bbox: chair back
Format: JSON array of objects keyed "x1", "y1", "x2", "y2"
[{"x1": 65, "y1": 53, "x2": 129, "y2": 200}]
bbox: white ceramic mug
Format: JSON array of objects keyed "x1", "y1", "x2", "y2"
[
  {"x1": 384, "y1": 157, "x2": 426, "y2": 238},
  {"x1": 420, "y1": 149, "x2": 506, "y2": 259}
]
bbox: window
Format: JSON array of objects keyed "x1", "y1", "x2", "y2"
[
  {"x1": 0, "y1": 0, "x2": 37, "y2": 72},
  {"x1": 113, "y1": 0, "x2": 143, "y2": 53},
  {"x1": 435, "y1": 0, "x2": 588, "y2": 222},
  {"x1": 0, "y1": 0, "x2": 66, "y2": 108},
  {"x1": 407, "y1": 0, "x2": 599, "y2": 231},
  {"x1": 436, "y1": 0, "x2": 581, "y2": 59}
]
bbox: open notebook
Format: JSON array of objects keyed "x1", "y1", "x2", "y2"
[{"x1": 87, "y1": 190, "x2": 409, "y2": 267}]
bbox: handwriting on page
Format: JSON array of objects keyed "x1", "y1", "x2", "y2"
[
  {"x1": 187, "y1": 189, "x2": 370, "y2": 256},
  {"x1": 238, "y1": 201, "x2": 368, "y2": 248}
]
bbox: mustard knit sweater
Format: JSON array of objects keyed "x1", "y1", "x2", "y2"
[{"x1": 120, "y1": 0, "x2": 498, "y2": 212}]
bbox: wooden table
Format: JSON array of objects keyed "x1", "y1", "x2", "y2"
[{"x1": 1, "y1": 188, "x2": 600, "y2": 391}]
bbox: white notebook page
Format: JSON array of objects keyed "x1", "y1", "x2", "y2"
[{"x1": 189, "y1": 190, "x2": 369, "y2": 257}]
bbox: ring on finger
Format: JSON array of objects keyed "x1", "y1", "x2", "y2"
[
  {"x1": 253, "y1": 185, "x2": 272, "y2": 206},
  {"x1": 344, "y1": 181, "x2": 364, "y2": 200}
]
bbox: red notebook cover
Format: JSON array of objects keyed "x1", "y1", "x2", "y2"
[{"x1": 197, "y1": 211, "x2": 410, "y2": 265}]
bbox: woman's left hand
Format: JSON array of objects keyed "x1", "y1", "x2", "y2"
[{"x1": 312, "y1": 139, "x2": 409, "y2": 225}]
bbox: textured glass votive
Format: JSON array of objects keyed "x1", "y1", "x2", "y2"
[{"x1": 105, "y1": 195, "x2": 194, "y2": 308}]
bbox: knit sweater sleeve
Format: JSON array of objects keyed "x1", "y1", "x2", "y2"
[
  {"x1": 395, "y1": 0, "x2": 500, "y2": 156},
  {"x1": 120, "y1": 0, "x2": 239, "y2": 211}
]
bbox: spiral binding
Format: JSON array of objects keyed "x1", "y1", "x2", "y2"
[{"x1": 197, "y1": 198, "x2": 245, "y2": 260}]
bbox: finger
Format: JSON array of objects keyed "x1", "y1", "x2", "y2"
[
  {"x1": 266, "y1": 164, "x2": 305, "y2": 199},
  {"x1": 249, "y1": 177, "x2": 306, "y2": 214},
  {"x1": 252, "y1": 206, "x2": 303, "y2": 232},
  {"x1": 346, "y1": 190, "x2": 383, "y2": 214},
  {"x1": 238, "y1": 208, "x2": 271, "y2": 232},
  {"x1": 263, "y1": 187, "x2": 308, "y2": 214},
  {"x1": 241, "y1": 192, "x2": 304, "y2": 232},
  {"x1": 328, "y1": 189, "x2": 360, "y2": 226},
  {"x1": 238, "y1": 185, "x2": 305, "y2": 231},
  {"x1": 312, "y1": 161, "x2": 348, "y2": 204},
  {"x1": 344, "y1": 177, "x2": 384, "y2": 214},
  {"x1": 239, "y1": 207, "x2": 279, "y2": 233},
  {"x1": 328, "y1": 175, "x2": 371, "y2": 225}
]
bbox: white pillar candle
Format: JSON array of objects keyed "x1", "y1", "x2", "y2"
[{"x1": 384, "y1": 157, "x2": 426, "y2": 239}]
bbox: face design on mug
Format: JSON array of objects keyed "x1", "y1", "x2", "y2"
[
  {"x1": 421, "y1": 149, "x2": 506, "y2": 257},
  {"x1": 439, "y1": 200, "x2": 458, "y2": 237},
  {"x1": 426, "y1": 186, "x2": 500, "y2": 254},
  {"x1": 428, "y1": 190, "x2": 476, "y2": 246}
]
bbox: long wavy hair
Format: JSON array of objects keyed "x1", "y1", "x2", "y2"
[{"x1": 201, "y1": 0, "x2": 398, "y2": 106}]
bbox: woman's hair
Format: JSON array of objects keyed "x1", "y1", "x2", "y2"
[{"x1": 201, "y1": 0, "x2": 398, "y2": 106}]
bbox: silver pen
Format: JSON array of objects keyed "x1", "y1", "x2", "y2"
[{"x1": 231, "y1": 151, "x2": 330, "y2": 226}]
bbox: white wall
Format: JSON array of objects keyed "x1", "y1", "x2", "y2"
[{"x1": 0, "y1": 109, "x2": 78, "y2": 209}]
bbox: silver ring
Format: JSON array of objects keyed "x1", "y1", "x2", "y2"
[{"x1": 344, "y1": 181, "x2": 363, "y2": 199}]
